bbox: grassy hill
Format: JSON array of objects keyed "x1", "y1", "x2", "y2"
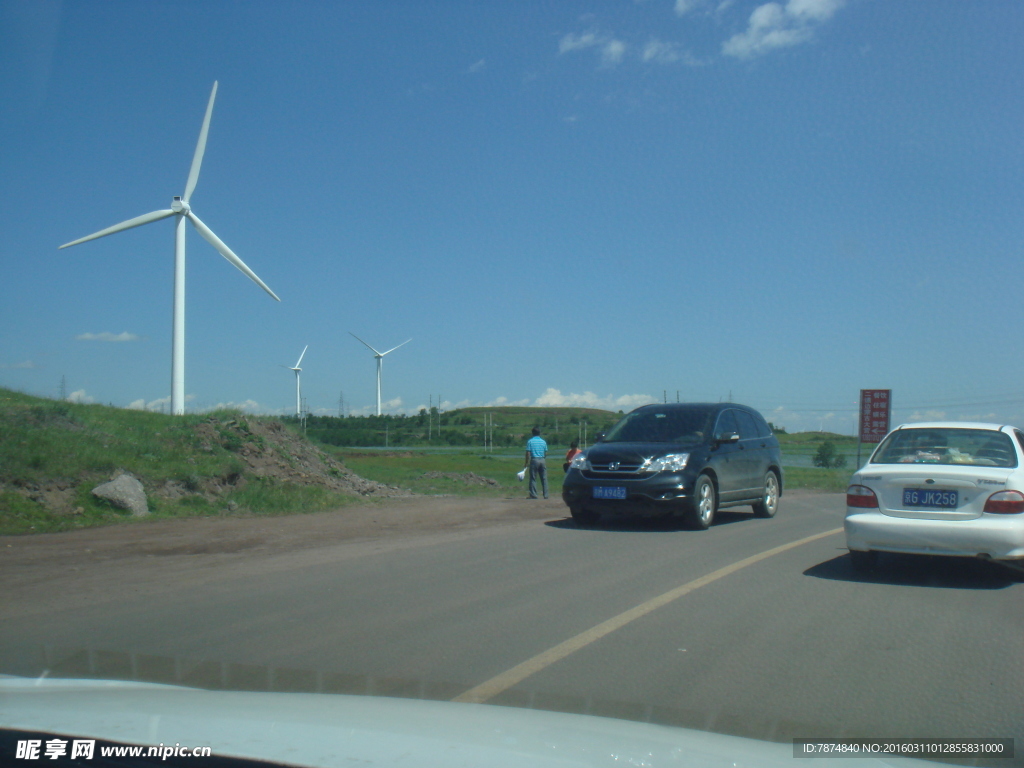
[{"x1": 0, "y1": 388, "x2": 401, "y2": 535}]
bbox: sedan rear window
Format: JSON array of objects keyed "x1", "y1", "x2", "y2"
[
  {"x1": 603, "y1": 408, "x2": 714, "y2": 443},
  {"x1": 873, "y1": 428, "x2": 1018, "y2": 468}
]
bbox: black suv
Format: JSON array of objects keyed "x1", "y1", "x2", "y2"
[{"x1": 562, "y1": 403, "x2": 783, "y2": 529}]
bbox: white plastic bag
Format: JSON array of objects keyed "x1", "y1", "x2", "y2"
[{"x1": 516, "y1": 468, "x2": 527, "y2": 481}]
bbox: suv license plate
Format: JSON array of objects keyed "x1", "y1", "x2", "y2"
[
  {"x1": 903, "y1": 488, "x2": 958, "y2": 508},
  {"x1": 593, "y1": 486, "x2": 627, "y2": 500}
]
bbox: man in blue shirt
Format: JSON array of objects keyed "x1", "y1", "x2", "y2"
[{"x1": 525, "y1": 427, "x2": 548, "y2": 499}]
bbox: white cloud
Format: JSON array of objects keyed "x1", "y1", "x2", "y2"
[
  {"x1": 675, "y1": 0, "x2": 706, "y2": 15},
  {"x1": 127, "y1": 396, "x2": 171, "y2": 412},
  {"x1": 559, "y1": 31, "x2": 601, "y2": 54},
  {"x1": 601, "y1": 39, "x2": 627, "y2": 66},
  {"x1": 67, "y1": 389, "x2": 95, "y2": 404},
  {"x1": 486, "y1": 396, "x2": 531, "y2": 407},
  {"x1": 468, "y1": 58, "x2": 486, "y2": 73},
  {"x1": 533, "y1": 388, "x2": 654, "y2": 410},
  {"x1": 643, "y1": 39, "x2": 681, "y2": 63},
  {"x1": 76, "y1": 331, "x2": 141, "y2": 342},
  {"x1": 1, "y1": 360, "x2": 37, "y2": 370},
  {"x1": 722, "y1": 0, "x2": 844, "y2": 59},
  {"x1": 786, "y1": 0, "x2": 843, "y2": 22},
  {"x1": 558, "y1": 30, "x2": 626, "y2": 68},
  {"x1": 764, "y1": 405, "x2": 857, "y2": 434}
]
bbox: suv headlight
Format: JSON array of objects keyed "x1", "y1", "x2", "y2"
[
  {"x1": 642, "y1": 453, "x2": 690, "y2": 473},
  {"x1": 570, "y1": 453, "x2": 590, "y2": 470}
]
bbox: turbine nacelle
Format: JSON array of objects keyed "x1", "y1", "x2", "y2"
[{"x1": 171, "y1": 196, "x2": 191, "y2": 214}]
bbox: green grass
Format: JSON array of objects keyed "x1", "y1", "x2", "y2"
[
  {"x1": 781, "y1": 467, "x2": 852, "y2": 493},
  {"x1": 0, "y1": 388, "x2": 363, "y2": 535},
  {"x1": 332, "y1": 447, "x2": 851, "y2": 496},
  {"x1": 328, "y1": 449, "x2": 528, "y2": 497}
]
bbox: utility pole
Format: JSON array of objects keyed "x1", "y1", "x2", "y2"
[
  {"x1": 428, "y1": 395, "x2": 432, "y2": 442},
  {"x1": 676, "y1": 390, "x2": 679, "y2": 403},
  {"x1": 663, "y1": 390, "x2": 667, "y2": 404},
  {"x1": 59, "y1": 376, "x2": 67, "y2": 401}
]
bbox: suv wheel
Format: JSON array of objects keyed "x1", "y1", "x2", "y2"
[
  {"x1": 752, "y1": 471, "x2": 779, "y2": 518},
  {"x1": 687, "y1": 475, "x2": 716, "y2": 530}
]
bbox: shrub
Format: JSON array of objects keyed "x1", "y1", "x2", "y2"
[{"x1": 813, "y1": 440, "x2": 847, "y2": 469}]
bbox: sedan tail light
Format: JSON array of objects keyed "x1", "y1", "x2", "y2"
[
  {"x1": 846, "y1": 485, "x2": 878, "y2": 509},
  {"x1": 983, "y1": 490, "x2": 1024, "y2": 514}
]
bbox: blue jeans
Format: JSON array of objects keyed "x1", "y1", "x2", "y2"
[{"x1": 529, "y1": 457, "x2": 548, "y2": 499}]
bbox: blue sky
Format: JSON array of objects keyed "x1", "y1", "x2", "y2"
[{"x1": 2, "y1": 0, "x2": 1022, "y2": 432}]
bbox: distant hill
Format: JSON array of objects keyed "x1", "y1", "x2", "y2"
[{"x1": 302, "y1": 406, "x2": 623, "y2": 449}]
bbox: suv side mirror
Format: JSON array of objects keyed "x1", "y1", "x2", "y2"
[
  {"x1": 715, "y1": 431, "x2": 740, "y2": 446},
  {"x1": 595, "y1": 433, "x2": 605, "y2": 443}
]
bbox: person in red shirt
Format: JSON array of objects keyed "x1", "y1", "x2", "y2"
[{"x1": 564, "y1": 440, "x2": 582, "y2": 472}]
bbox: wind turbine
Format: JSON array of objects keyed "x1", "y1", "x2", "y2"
[
  {"x1": 282, "y1": 345, "x2": 308, "y2": 417},
  {"x1": 349, "y1": 333, "x2": 411, "y2": 416},
  {"x1": 58, "y1": 81, "x2": 280, "y2": 416}
]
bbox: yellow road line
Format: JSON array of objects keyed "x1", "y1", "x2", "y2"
[{"x1": 452, "y1": 527, "x2": 843, "y2": 704}]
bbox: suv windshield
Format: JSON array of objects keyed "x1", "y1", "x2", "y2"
[
  {"x1": 873, "y1": 428, "x2": 1018, "y2": 468},
  {"x1": 602, "y1": 407, "x2": 714, "y2": 444}
]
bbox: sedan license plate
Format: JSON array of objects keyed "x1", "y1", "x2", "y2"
[
  {"x1": 903, "y1": 488, "x2": 958, "y2": 509},
  {"x1": 593, "y1": 486, "x2": 627, "y2": 500}
]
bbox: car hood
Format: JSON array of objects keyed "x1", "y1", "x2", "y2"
[
  {"x1": 0, "y1": 676, "x2": 940, "y2": 768},
  {"x1": 586, "y1": 442, "x2": 701, "y2": 463}
]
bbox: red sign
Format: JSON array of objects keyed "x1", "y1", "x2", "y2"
[{"x1": 859, "y1": 389, "x2": 891, "y2": 443}]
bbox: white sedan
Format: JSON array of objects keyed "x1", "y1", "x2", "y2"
[{"x1": 845, "y1": 422, "x2": 1024, "y2": 571}]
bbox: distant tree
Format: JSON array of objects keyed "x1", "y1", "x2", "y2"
[
  {"x1": 767, "y1": 421, "x2": 787, "y2": 435},
  {"x1": 813, "y1": 440, "x2": 846, "y2": 468}
]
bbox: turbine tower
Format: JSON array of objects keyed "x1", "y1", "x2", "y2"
[
  {"x1": 349, "y1": 333, "x2": 411, "y2": 416},
  {"x1": 58, "y1": 82, "x2": 280, "y2": 416},
  {"x1": 282, "y1": 345, "x2": 308, "y2": 416}
]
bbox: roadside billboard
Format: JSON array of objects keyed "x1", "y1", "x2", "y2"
[{"x1": 859, "y1": 389, "x2": 891, "y2": 443}]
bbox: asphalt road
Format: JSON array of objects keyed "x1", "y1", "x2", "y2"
[{"x1": 3, "y1": 492, "x2": 1022, "y2": 762}]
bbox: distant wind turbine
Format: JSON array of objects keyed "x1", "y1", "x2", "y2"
[
  {"x1": 58, "y1": 81, "x2": 280, "y2": 416},
  {"x1": 349, "y1": 333, "x2": 411, "y2": 416},
  {"x1": 281, "y1": 345, "x2": 308, "y2": 416}
]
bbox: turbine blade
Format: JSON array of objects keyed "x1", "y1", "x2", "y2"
[
  {"x1": 295, "y1": 345, "x2": 308, "y2": 368},
  {"x1": 187, "y1": 211, "x2": 280, "y2": 301},
  {"x1": 183, "y1": 81, "x2": 218, "y2": 203},
  {"x1": 380, "y1": 338, "x2": 412, "y2": 356},
  {"x1": 349, "y1": 333, "x2": 381, "y2": 356},
  {"x1": 59, "y1": 209, "x2": 175, "y2": 249}
]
